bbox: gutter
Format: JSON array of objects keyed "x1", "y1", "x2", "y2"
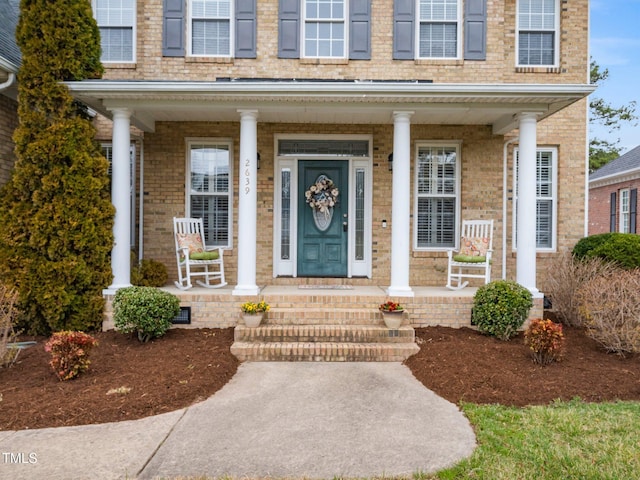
[{"x1": 0, "y1": 72, "x2": 15, "y2": 92}]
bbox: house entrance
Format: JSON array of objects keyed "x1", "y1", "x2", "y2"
[{"x1": 297, "y1": 160, "x2": 349, "y2": 277}]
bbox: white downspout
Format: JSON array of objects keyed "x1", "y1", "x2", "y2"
[
  {"x1": 132, "y1": 135, "x2": 145, "y2": 261},
  {"x1": 503, "y1": 136, "x2": 519, "y2": 279},
  {"x1": 0, "y1": 72, "x2": 16, "y2": 92}
]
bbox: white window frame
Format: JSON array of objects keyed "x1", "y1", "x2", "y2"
[
  {"x1": 93, "y1": 0, "x2": 136, "y2": 63},
  {"x1": 416, "y1": 0, "x2": 462, "y2": 60},
  {"x1": 188, "y1": 0, "x2": 234, "y2": 57},
  {"x1": 302, "y1": 0, "x2": 348, "y2": 59},
  {"x1": 516, "y1": 0, "x2": 560, "y2": 67},
  {"x1": 413, "y1": 141, "x2": 462, "y2": 251},
  {"x1": 513, "y1": 147, "x2": 558, "y2": 252},
  {"x1": 186, "y1": 139, "x2": 234, "y2": 248},
  {"x1": 619, "y1": 188, "x2": 630, "y2": 233}
]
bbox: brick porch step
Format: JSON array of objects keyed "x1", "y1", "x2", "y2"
[
  {"x1": 230, "y1": 340, "x2": 420, "y2": 362},
  {"x1": 234, "y1": 324, "x2": 416, "y2": 343},
  {"x1": 265, "y1": 307, "x2": 384, "y2": 325}
]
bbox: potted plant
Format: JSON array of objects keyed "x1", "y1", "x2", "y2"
[
  {"x1": 240, "y1": 300, "x2": 270, "y2": 327},
  {"x1": 379, "y1": 300, "x2": 405, "y2": 329}
]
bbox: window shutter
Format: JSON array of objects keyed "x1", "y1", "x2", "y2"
[
  {"x1": 163, "y1": 0, "x2": 185, "y2": 57},
  {"x1": 610, "y1": 192, "x2": 617, "y2": 232},
  {"x1": 393, "y1": 0, "x2": 415, "y2": 60},
  {"x1": 631, "y1": 188, "x2": 637, "y2": 234},
  {"x1": 236, "y1": 0, "x2": 257, "y2": 58},
  {"x1": 464, "y1": 0, "x2": 486, "y2": 60},
  {"x1": 349, "y1": 0, "x2": 371, "y2": 60},
  {"x1": 278, "y1": 0, "x2": 300, "y2": 58}
]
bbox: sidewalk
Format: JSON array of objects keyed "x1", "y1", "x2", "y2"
[{"x1": 0, "y1": 362, "x2": 476, "y2": 480}]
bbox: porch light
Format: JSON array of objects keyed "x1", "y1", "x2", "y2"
[{"x1": 388, "y1": 153, "x2": 393, "y2": 171}]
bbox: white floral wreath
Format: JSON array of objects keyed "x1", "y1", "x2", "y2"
[{"x1": 305, "y1": 175, "x2": 339, "y2": 216}]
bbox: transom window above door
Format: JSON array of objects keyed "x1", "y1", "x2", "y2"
[{"x1": 303, "y1": 0, "x2": 346, "y2": 58}]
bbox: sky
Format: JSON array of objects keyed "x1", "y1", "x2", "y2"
[{"x1": 589, "y1": 0, "x2": 640, "y2": 154}]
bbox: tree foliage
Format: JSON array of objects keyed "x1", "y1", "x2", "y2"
[
  {"x1": 589, "y1": 61, "x2": 638, "y2": 172},
  {"x1": 0, "y1": 0, "x2": 114, "y2": 334}
]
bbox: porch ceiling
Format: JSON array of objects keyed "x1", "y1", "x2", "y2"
[{"x1": 66, "y1": 80, "x2": 595, "y2": 134}]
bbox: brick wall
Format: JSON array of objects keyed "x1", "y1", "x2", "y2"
[
  {"x1": 0, "y1": 94, "x2": 18, "y2": 187},
  {"x1": 589, "y1": 178, "x2": 640, "y2": 235}
]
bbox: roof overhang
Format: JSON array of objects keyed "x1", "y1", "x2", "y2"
[
  {"x1": 65, "y1": 79, "x2": 595, "y2": 134},
  {"x1": 589, "y1": 168, "x2": 640, "y2": 189}
]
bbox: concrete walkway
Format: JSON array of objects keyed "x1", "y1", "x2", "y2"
[{"x1": 0, "y1": 363, "x2": 476, "y2": 480}]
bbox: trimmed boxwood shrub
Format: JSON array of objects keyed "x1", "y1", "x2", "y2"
[
  {"x1": 572, "y1": 233, "x2": 618, "y2": 260},
  {"x1": 113, "y1": 287, "x2": 180, "y2": 343},
  {"x1": 573, "y1": 233, "x2": 640, "y2": 270},
  {"x1": 472, "y1": 280, "x2": 533, "y2": 341}
]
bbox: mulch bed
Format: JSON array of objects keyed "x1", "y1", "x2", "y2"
[{"x1": 1, "y1": 324, "x2": 638, "y2": 430}]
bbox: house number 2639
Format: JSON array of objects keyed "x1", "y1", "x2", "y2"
[{"x1": 244, "y1": 158, "x2": 251, "y2": 194}]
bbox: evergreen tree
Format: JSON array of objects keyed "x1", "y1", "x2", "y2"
[{"x1": 0, "y1": 0, "x2": 114, "y2": 334}]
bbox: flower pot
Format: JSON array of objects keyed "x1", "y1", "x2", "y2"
[
  {"x1": 243, "y1": 313, "x2": 263, "y2": 328},
  {"x1": 381, "y1": 311, "x2": 404, "y2": 329}
]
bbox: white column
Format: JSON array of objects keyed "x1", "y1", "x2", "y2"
[
  {"x1": 516, "y1": 113, "x2": 540, "y2": 294},
  {"x1": 107, "y1": 108, "x2": 132, "y2": 291},
  {"x1": 387, "y1": 111, "x2": 414, "y2": 297},
  {"x1": 233, "y1": 110, "x2": 260, "y2": 296}
]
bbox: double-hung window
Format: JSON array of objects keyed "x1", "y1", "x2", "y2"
[
  {"x1": 517, "y1": 0, "x2": 558, "y2": 66},
  {"x1": 94, "y1": 0, "x2": 136, "y2": 62},
  {"x1": 415, "y1": 143, "x2": 460, "y2": 249},
  {"x1": 514, "y1": 147, "x2": 557, "y2": 250},
  {"x1": 619, "y1": 189, "x2": 631, "y2": 233},
  {"x1": 188, "y1": 141, "x2": 233, "y2": 247},
  {"x1": 189, "y1": 0, "x2": 232, "y2": 56},
  {"x1": 418, "y1": 0, "x2": 461, "y2": 59},
  {"x1": 303, "y1": 0, "x2": 346, "y2": 58}
]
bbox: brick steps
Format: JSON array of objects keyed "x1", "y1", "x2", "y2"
[
  {"x1": 265, "y1": 307, "x2": 382, "y2": 325},
  {"x1": 234, "y1": 324, "x2": 416, "y2": 343}
]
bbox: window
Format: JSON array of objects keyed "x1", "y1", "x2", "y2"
[
  {"x1": 619, "y1": 189, "x2": 630, "y2": 233},
  {"x1": 415, "y1": 143, "x2": 460, "y2": 249},
  {"x1": 418, "y1": 0, "x2": 461, "y2": 59},
  {"x1": 188, "y1": 141, "x2": 232, "y2": 247},
  {"x1": 514, "y1": 148, "x2": 557, "y2": 250},
  {"x1": 303, "y1": 0, "x2": 346, "y2": 58},
  {"x1": 189, "y1": 0, "x2": 232, "y2": 56},
  {"x1": 94, "y1": 0, "x2": 136, "y2": 62},
  {"x1": 517, "y1": 0, "x2": 558, "y2": 66}
]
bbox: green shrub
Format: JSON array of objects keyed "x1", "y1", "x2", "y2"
[
  {"x1": 113, "y1": 287, "x2": 180, "y2": 342},
  {"x1": 131, "y1": 257, "x2": 168, "y2": 287},
  {"x1": 44, "y1": 331, "x2": 97, "y2": 381},
  {"x1": 472, "y1": 280, "x2": 533, "y2": 340},
  {"x1": 524, "y1": 318, "x2": 565, "y2": 365},
  {"x1": 572, "y1": 233, "x2": 618, "y2": 260}
]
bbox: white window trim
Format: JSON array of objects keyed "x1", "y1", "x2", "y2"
[
  {"x1": 187, "y1": 0, "x2": 234, "y2": 58},
  {"x1": 515, "y1": 0, "x2": 560, "y2": 68},
  {"x1": 513, "y1": 146, "x2": 558, "y2": 252},
  {"x1": 301, "y1": 0, "x2": 348, "y2": 59},
  {"x1": 415, "y1": 0, "x2": 462, "y2": 60},
  {"x1": 186, "y1": 138, "x2": 234, "y2": 249},
  {"x1": 413, "y1": 141, "x2": 462, "y2": 251},
  {"x1": 619, "y1": 188, "x2": 630, "y2": 233},
  {"x1": 92, "y1": 0, "x2": 137, "y2": 64}
]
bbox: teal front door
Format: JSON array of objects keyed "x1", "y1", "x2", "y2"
[{"x1": 297, "y1": 160, "x2": 348, "y2": 277}]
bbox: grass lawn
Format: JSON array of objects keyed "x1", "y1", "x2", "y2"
[{"x1": 434, "y1": 399, "x2": 640, "y2": 480}]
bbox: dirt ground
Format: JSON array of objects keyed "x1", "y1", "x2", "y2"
[{"x1": 1, "y1": 324, "x2": 638, "y2": 431}]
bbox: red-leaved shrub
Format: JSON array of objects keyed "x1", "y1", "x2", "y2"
[
  {"x1": 524, "y1": 318, "x2": 565, "y2": 365},
  {"x1": 44, "y1": 331, "x2": 97, "y2": 381}
]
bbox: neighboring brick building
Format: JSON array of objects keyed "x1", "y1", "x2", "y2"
[
  {"x1": 66, "y1": 0, "x2": 594, "y2": 299},
  {"x1": 589, "y1": 145, "x2": 640, "y2": 235},
  {"x1": 0, "y1": 0, "x2": 20, "y2": 187}
]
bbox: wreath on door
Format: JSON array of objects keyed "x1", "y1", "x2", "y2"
[{"x1": 304, "y1": 175, "x2": 339, "y2": 215}]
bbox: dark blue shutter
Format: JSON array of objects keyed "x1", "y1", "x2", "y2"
[
  {"x1": 393, "y1": 0, "x2": 415, "y2": 60},
  {"x1": 236, "y1": 0, "x2": 257, "y2": 58},
  {"x1": 630, "y1": 188, "x2": 637, "y2": 233},
  {"x1": 278, "y1": 0, "x2": 300, "y2": 58},
  {"x1": 610, "y1": 192, "x2": 617, "y2": 232},
  {"x1": 349, "y1": 0, "x2": 371, "y2": 60},
  {"x1": 163, "y1": 0, "x2": 185, "y2": 57},
  {"x1": 464, "y1": 0, "x2": 486, "y2": 60}
]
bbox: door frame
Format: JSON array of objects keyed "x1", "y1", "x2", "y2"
[{"x1": 272, "y1": 134, "x2": 373, "y2": 278}]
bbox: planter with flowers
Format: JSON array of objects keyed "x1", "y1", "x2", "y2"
[
  {"x1": 379, "y1": 301, "x2": 406, "y2": 329},
  {"x1": 240, "y1": 300, "x2": 270, "y2": 327}
]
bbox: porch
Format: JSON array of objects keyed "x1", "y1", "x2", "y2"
[{"x1": 103, "y1": 284, "x2": 544, "y2": 361}]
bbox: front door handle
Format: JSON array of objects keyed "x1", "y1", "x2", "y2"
[{"x1": 343, "y1": 221, "x2": 348, "y2": 232}]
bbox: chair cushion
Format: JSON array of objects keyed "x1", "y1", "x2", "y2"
[
  {"x1": 459, "y1": 236, "x2": 489, "y2": 257},
  {"x1": 189, "y1": 251, "x2": 219, "y2": 261},
  {"x1": 453, "y1": 254, "x2": 487, "y2": 263},
  {"x1": 176, "y1": 233, "x2": 205, "y2": 253}
]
